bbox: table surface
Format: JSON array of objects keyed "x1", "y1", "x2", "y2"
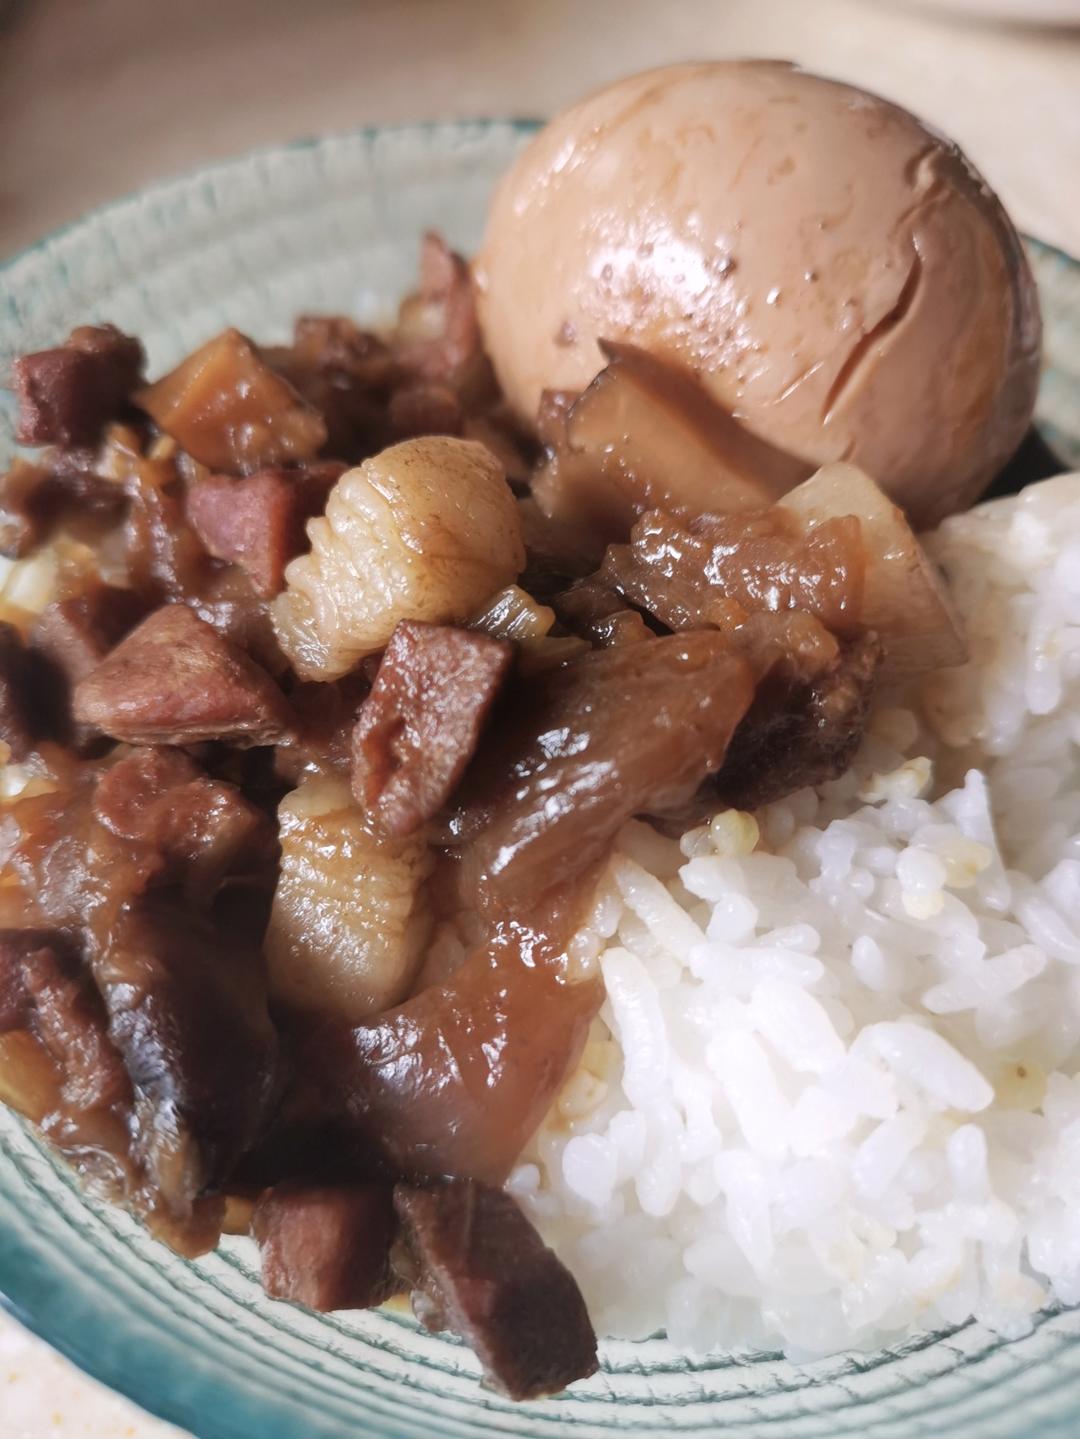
[{"x1": 1, "y1": 1, "x2": 1079, "y2": 1435}]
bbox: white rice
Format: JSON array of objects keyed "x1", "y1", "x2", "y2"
[{"x1": 510, "y1": 473, "x2": 1080, "y2": 1358}]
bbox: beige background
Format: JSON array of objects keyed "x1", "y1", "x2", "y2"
[
  {"x1": 2, "y1": 0, "x2": 1080, "y2": 260},
  {"x1": 1, "y1": 1, "x2": 1079, "y2": 1436}
]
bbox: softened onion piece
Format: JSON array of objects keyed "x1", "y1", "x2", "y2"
[
  {"x1": 778, "y1": 463, "x2": 967, "y2": 675},
  {"x1": 271, "y1": 437, "x2": 525, "y2": 680},
  {"x1": 470, "y1": 585, "x2": 555, "y2": 642},
  {"x1": 469, "y1": 584, "x2": 592, "y2": 671},
  {"x1": 266, "y1": 774, "x2": 433, "y2": 1022}
]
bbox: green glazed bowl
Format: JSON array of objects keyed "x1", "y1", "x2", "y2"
[{"x1": 1, "y1": 121, "x2": 1079, "y2": 1439}]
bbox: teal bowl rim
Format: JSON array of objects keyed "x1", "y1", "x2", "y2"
[
  {"x1": 0, "y1": 117, "x2": 542, "y2": 281},
  {"x1": 0, "y1": 120, "x2": 1078, "y2": 1439}
]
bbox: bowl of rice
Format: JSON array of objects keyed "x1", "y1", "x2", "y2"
[{"x1": 2, "y1": 120, "x2": 1080, "y2": 1439}]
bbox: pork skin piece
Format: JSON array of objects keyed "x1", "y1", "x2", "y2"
[{"x1": 451, "y1": 630, "x2": 755, "y2": 913}]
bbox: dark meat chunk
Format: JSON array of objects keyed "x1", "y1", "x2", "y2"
[
  {"x1": 21, "y1": 937, "x2": 131, "y2": 1118},
  {"x1": 33, "y1": 584, "x2": 146, "y2": 687},
  {"x1": 0, "y1": 775, "x2": 153, "y2": 939},
  {"x1": 731, "y1": 609, "x2": 844, "y2": 686},
  {"x1": 104, "y1": 427, "x2": 283, "y2": 667},
  {"x1": 121, "y1": 446, "x2": 210, "y2": 603},
  {"x1": 0, "y1": 766, "x2": 279, "y2": 1250},
  {"x1": 14, "y1": 350, "x2": 98, "y2": 447},
  {"x1": 554, "y1": 577, "x2": 653, "y2": 647},
  {"x1": 32, "y1": 584, "x2": 147, "y2": 750},
  {"x1": 189, "y1": 567, "x2": 288, "y2": 678},
  {"x1": 388, "y1": 382, "x2": 463, "y2": 440},
  {"x1": 0, "y1": 459, "x2": 52, "y2": 558},
  {"x1": 93, "y1": 747, "x2": 277, "y2": 904},
  {"x1": 275, "y1": 672, "x2": 370, "y2": 785},
  {"x1": 0, "y1": 941, "x2": 31, "y2": 1032},
  {"x1": 394, "y1": 1181, "x2": 598, "y2": 1400},
  {"x1": 0, "y1": 453, "x2": 127, "y2": 560},
  {"x1": 292, "y1": 316, "x2": 396, "y2": 378},
  {"x1": 0, "y1": 622, "x2": 45, "y2": 760},
  {"x1": 0, "y1": 929, "x2": 132, "y2": 1154},
  {"x1": 463, "y1": 411, "x2": 536, "y2": 488},
  {"x1": 266, "y1": 320, "x2": 400, "y2": 461},
  {"x1": 102, "y1": 894, "x2": 278, "y2": 1211},
  {"x1": 134, "y1": 329, "x2": 327, "y2": 474},
  {"x1": 185, "y1": 463, "x2": 344, "y2": 598},
  {"x1": 253, "y1": 1183, "x2": 397, "y2": 1310},
  {"x1": 714, "y1": 634, "x2": 882, "y2": 810},
  {"x1": 601, "y1": 507, "x2": 865, "y2": 638},
  {"x1": 12, "y1": 325, "x2": 145, "y2": 447},
  {"x1": 73, "y1": 604, "x2": 295, "y2": 746},
  {"x1": 516, "y1": 495, "x2": 603, "y2": 598},
  {"x1": 351, "y1": 621, "x2": 512, "y2": 837},
  {"x1": 0, "y1": 928, "x2": 71, "y2": 1033},
  {"x1": 451, "y1": 632, "x2": 754, "y2": 914},
  {"x1": 396, "y1": 233, "x2": 487, "y2": 390}
]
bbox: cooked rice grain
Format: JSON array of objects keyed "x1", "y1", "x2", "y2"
[{"x1": 512, "y1": 475, "x2": 1080, "y2": 1357}]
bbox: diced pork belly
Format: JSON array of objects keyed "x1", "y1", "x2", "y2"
[
  {"x1": 93, "y1": 747, "x2": 277, "y2": 903},
  {"x1": 253, "y1": 1183, "x2": 397, "y2": 1310},
  {"x1": 13, "y1": 325, "x2": 145, "y2": 448},
  {"x1": 351, "y1": 621, "x2": 512, "y2": 837},
  {"x1": 73, "y1": 604, "x2": 295, "y2": 746},
  {"x1": 185, "y1": 463, "x2": 344, "y2": 598},
  {"x1": 394, "y1": 1181, "x2": 598, "y2": 1400}
]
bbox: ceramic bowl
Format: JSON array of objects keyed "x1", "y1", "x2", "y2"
[{"x1": 1, "y1": 121, "x2": 1079, "y2": 1439}]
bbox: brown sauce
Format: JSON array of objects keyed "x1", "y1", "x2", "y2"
[{"x1": 0, "y1": 235, "x2": 961, "y2": 1387}]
